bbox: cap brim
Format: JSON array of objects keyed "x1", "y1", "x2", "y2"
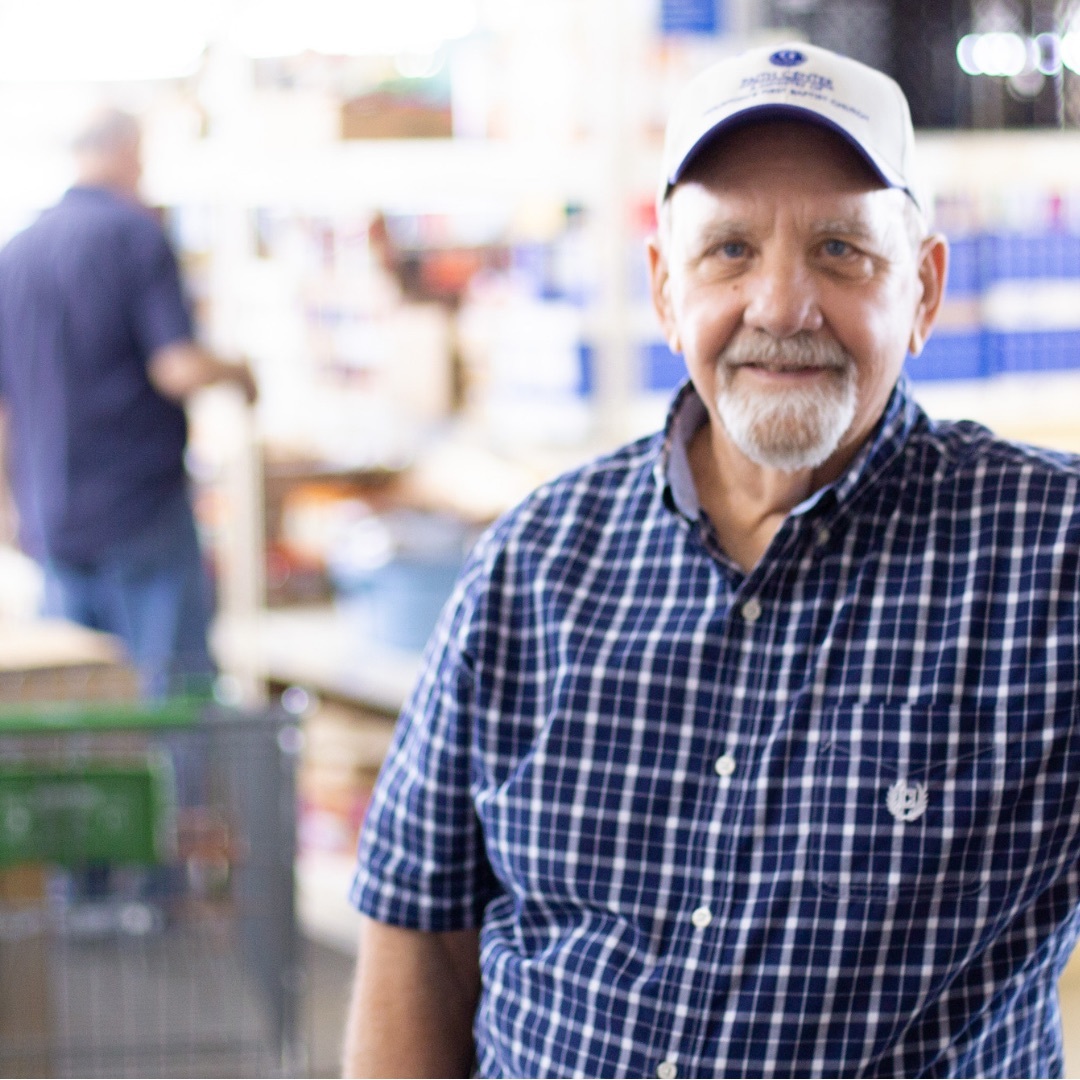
[{"x1": 667, "y1": 103, "x2": 913, "y2": 207}]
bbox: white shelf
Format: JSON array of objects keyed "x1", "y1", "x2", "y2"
[
  {"x1": 297, "y1": 850, "x2": 361, "y2": 955},
  {"x1": 917, "y1": 129, "x2": 1080, "y2": 202},
  {"x1": 214, "y1": 605, "x2": 421, "y2": 713},
  {"x1": 145, "y1": 138, "x2": 607, "y2": 213},
  {"x1": 912, "y1": 370, "x2": 1080, "y2": 454}
]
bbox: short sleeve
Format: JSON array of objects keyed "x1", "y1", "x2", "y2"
[
  {"x1": 349, "y1": 551, "x2": 500, "y2": 930},
  {"x1": 126, "y1": 216, "x2": 194, "y2": 359}
]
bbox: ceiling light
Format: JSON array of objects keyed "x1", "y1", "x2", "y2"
[
  {"x1": 1033, "y1": 31, "x2": 1062, "y2": 74},
  {"x1": 971, "y1": 31, "x2": 1030, "y2": 77},
  {"x1": 234, "y1": 0, "x2": 478, "y2": 60},
  {"x1": 1062, "y1": 31, "x2": 1080, "y2": 74},
  {"x1": 956, "y1": 34, "x2": 981, "y2": 75},
  {"x1": 0, "y1": 0, "x2": 209, "y2": 82}
]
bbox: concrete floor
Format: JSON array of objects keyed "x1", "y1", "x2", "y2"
[
  {"x1": 0, "y1": 909, "x2": 356, "y2": 1079},
  {"x1": 302, "y1": 940, "x2": 355, "y2": 1079}
]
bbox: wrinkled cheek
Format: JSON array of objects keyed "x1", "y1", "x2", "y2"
[{"x1": 683, "y1": 352, "x2": 723, "y2": 409}]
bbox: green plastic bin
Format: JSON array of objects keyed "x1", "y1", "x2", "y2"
[
  {"x1": 0, "y1": 757, "x2": 176, "y2": 867},
  {"x1": 0, "y1": 695, "x2": 204, "y2": 869}
]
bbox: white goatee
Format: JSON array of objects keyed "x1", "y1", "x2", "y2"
[{"x1": 713, "y1": 332, "x2": 857, "y2": 472}]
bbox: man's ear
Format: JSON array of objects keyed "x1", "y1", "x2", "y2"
[
  {"x1": 646, "y1": 234, "x2": 682, "y2": 355},
  {"x1": 908, "y1": 233, "x2": 948, "y2": 357}
]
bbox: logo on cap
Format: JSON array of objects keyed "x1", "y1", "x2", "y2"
[{"x1": 769, "y1": 49, "x2": 806, "y2": 67}]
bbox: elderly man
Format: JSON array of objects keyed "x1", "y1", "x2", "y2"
[
  {"x1": 345, "y1": 43, "x2": 1080, "y2": 1078},
  {"x1": 0, "y1": 107, "x2": 256, "y2": 696}
]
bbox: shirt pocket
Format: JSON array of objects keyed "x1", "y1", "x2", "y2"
[{"x1": 805, "y1": 704, "x2": 1000, "y2": 901}]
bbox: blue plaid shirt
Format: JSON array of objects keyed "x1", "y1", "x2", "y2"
[{"x1": 352, "y1": 378, "x2": 1080, "y2": 1079}]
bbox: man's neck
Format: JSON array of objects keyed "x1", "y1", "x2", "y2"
[
  {"x1": 74, "y1": 168, "x2": 139, "y2": 202},
  {"x1": 687, "y1": 421, "x2": 844, "y2": 573}
]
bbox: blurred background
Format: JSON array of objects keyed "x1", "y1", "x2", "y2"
[{"x1": 2, "y1": 0, "x2": 1080, "y2": 1075}]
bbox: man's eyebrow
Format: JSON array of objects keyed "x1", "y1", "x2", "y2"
[
  {"x1": 685, "y1": 220, "x2": 754, "y2": 254},
  {"x1": 811, "y1": 217, "x2": 875, "y2": 239}
]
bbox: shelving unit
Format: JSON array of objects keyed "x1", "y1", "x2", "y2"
[{"x1": 909, "y1": 130, "x2": 1080, "y2": 445}]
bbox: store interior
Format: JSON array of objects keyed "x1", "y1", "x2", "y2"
[{"x1": 2, "y1": 0, "x2": 1080, "y2": 1074}]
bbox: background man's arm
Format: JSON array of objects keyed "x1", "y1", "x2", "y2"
[
  {"x1": 343, "y1": 917, "x2": 481, "y2": 1079},
  {"x1": 147, "y1": 340, "x2": 257, "y2": 404}
]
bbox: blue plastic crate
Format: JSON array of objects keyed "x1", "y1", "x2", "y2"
[
  {"x1": 945, "y1": 236, "x2": 982, "y2": 297},
  {"x1": 981, "y1": 232, "x2": 1080, "y2": 283},
  {"x1": 987, "y1": 329, "x2": 1080, "y2": 374},
  {"x1": 577, "y1": 343, "x2": 596, "y2": 396},
  {"x1": 642, "y1": 340, "x2": 685, "y2": 391},
  {"x1": 906, "y1": 330, "x2": 986, "y2": 382}
]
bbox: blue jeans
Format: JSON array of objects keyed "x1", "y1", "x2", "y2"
[
  {"x1": 41, "y1": 485, "x2": 216, "y2": 700},
  {"x1": 42, "y1": 488, "x2": 216, "y2": 903}
]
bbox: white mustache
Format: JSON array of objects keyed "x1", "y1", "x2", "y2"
[{"x1": 720, "y1": 333, "x2": 850, "y2": 373}]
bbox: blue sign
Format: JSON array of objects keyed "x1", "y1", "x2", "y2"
[{"x1": 660, "y1": 0, "x2": 726, "y2": 36}]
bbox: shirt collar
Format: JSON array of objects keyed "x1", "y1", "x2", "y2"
[
  {"x1": 656, "y1": 376, "x2": 921, "y2": 522},
  {"x1": 63, "y1": 184, "x2": 137, "y2": 209}
]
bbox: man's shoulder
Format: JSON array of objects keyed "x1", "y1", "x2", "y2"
[
  {"x1": 913, "y1": 413, "x2": 1080, "y2": 483},
  {"x1": 35, "y1": 188, "x2": 163, "y2": 245},
  {"x1": 895, "y1": 415, "x2": 1080, "y2": 538}
]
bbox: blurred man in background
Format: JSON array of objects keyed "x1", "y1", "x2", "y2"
[{"x1": 0, "y1": 107, "x2": 256, "y2": 697}]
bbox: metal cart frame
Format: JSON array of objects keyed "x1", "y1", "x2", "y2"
[{"x1": 0, "y1": 692, "x2": 305, "y2": 1078}]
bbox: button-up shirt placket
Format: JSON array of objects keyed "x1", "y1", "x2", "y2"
[{"x1": 663, "y1": 506, "x2": 833, "y2": 1072}]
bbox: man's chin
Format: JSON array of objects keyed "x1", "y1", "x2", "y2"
[{"x1": 715, "y1": 387, "x2": 856, "y2": 472}]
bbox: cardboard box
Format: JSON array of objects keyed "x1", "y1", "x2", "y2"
[
  {"x1": 0, "y1": 865, "x2": 51, "y2": 1076},
  {"x1": 340, "y1": 93, "x2": 452, "y2": 139},
  {"x1": 0, "y1": 619, "x2": 139, "y2": 704},
  {"x1": 298, "y1": 703, "x2": 394, "y2": 855}
]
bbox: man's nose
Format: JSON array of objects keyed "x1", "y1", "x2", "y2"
[{"x1": 742, "y1": 254, "x2": 823, "y2": 338}]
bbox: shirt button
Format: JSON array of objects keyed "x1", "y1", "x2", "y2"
[
  {"x1": 657, "y1": 1061, "x2": 678, "y2": 1079},
  {"x1": 691, "y1": 905, "x2": 713, "y2": 928},
  {"x1": 714, "y1": 753, "x2": 736, "y2": 778},
  {"x1": 741, "y1": 597, "x2": 762, "y2": 623},
  {"x1": 816, "y1": 525, "x2": 831, "y2": 546}
]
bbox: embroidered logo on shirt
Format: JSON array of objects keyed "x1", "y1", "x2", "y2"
[{"x1": 886, "y1": 779, "x2": 928, "y2": 823}]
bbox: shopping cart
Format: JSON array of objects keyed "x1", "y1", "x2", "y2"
[{"x1": 0, "y1": 678, "x2": 305, "y2": 1078}]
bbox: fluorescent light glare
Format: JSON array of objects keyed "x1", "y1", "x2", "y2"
[
  {"x1": 235, "y1": 0, "x2": 478, "y2": 59},
  {"x1": 1034, "y1": 32, "x2": 1061, "y2": 75},
  {"x1": 1062, "y1": 31, "x2": 1080, "y2": 74},
  {"x1": 0, "y1": 1, "x2": 207, "y2": 81},
  {"x1": 971, "y1": 31, "x2": 1029, "y2": 77},
  {"x1": 956, "y1": 34, "x2": 981, "y2": 75},
  {"x1": 394, "y1": 53, "x2": 446, "y2": 80}
]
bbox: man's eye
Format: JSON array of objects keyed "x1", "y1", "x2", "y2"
[
  {"x1": 719, "y1": 241, "x2": 747, "y2": 259},
  {"x1": 823, "y1": 239, "x2": 852, "y2": 257}
]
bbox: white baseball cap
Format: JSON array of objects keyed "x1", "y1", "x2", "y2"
[{"x1": 659, "y1": 41, "x2": 923, "y2": 212}]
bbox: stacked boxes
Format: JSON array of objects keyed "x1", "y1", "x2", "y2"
[
  {"x1": 908, "y1": 234, "x2": 985, "y2": 382},
  {"x1": 297, "y1": 702, "x2": 395, "y2": 859}
]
